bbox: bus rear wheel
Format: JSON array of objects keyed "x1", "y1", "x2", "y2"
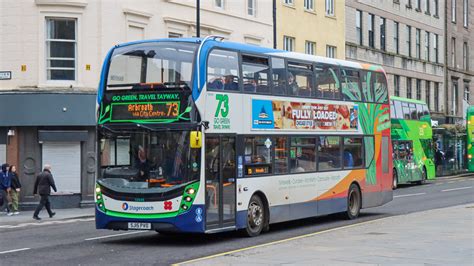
[
  {"x1": 417, "y1": 167, "x2": 427, "y2": 185},
  {"x1": 345, "y1": 184, "x2": 361, "y2": 220},
  {"x1": 243, "y1": 195, "x2": 265, "y2": 237},
  {"x1": 393, "y1": 169, "x2": 398, "y2": 189}
]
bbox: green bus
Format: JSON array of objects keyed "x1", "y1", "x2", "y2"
[
  {"x1": 467, "y1": 106, "x2": 474, "y2": 172},
  {"x1": 390, "y1": 96, "x2": 435, "y2": 188}
]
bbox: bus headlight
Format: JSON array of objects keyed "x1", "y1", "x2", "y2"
[
  {"x1": 186, "y1": 188, "x2": 195, "y2": 195},
  {"x1": 181, "y1": 204, "x2": 188, "y2": 210},
  {"x1": 185, "y1": 196, "x2": 192, "y2": 202},
  {"x1": 95, "y1": 187, "x2": 101, "y2": 193},
  {"x1": 96, "y1": 195, "x2": 102, "y2": 200},
  {"x1": 468, "y1": 154, "x2": 473, "y2": 159}
]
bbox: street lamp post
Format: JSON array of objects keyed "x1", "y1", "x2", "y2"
[{"x1": 196, "y1": 0, "x2": 200, "y2": 38}]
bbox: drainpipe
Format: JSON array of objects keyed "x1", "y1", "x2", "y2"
[
  {"x1": 273, "y1": 0, "x2": 277, "y2": 49},
  {"x1": 196, "y1": 0, "x2": 200, "y2": 38}
]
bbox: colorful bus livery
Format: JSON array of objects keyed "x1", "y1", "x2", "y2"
[
  {"x1": 467, "y1": 106, "x2": 474, "y2": 172},
  {"x1": 390, "y1": 97, "x2": 435, "y2": 188},
  {"x1": 95, "y1": 37, "x2": 393, "y2": 236}
]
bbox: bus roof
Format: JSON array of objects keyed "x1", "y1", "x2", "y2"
[
  {"x1": 111, "y1": 38, "x2": 386, "y2": 73},
  {"x1": 390, "y1": 96, "x2": 428, "y2": 105}
]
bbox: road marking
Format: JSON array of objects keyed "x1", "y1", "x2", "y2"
[
  {"x1": 435, "y1": 182, "x2": 444, "y2": 185},
  {"x1": 393, "y1": 193, "x2": 426, "y2": 198},
  {"x1": 85, "y1": 231, "x2": 147, "y2": 241},
  {"x1": 441, "y1": 186, "x2": 472, "y2": 192},
  {"x1": 0, "y1": 248, "x2": 31, "y2": 255},
  {"x1": 447, "y1": 181, "x2": 456, "y2": 184},
  {"x1": 0, "y1": 218, "x2": 94, "y2": 229},
  {"x1": 172, "y1": 217, "x2": 390, "y2": 266}
]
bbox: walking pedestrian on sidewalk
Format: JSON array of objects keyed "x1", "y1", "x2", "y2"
[
  {"x1": 9, "y1": 165, "x2": 22, "y2": 215},
  {"x1": 0, "y1": 163, "x2": 13, "y2": 216},
  {"x1": 33, "y1": 164, "x2": 57, "y2": 220}
]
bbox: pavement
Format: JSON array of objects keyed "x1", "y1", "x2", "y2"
[
  {"x1": 184, "y1": 204, "x2": 474, "y2": 265},
  {"x1": 0, "y1": 207, "x2": 94, "y2": 227}
]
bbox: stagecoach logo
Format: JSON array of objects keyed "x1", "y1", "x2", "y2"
[
  {"x1": 121, "y1": 202, "x2": 154, "y2": 212},
  {"x1": 258, "y1": 106, "x2": 269, "y2": 119},
  {"x1": 213, "y1": 94, "x2": 231, "y2": 130}
]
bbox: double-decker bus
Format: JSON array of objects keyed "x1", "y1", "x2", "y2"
[
  {"x1": 389, "y1": 96, "x2": 435, "y2": 188},
  {"x1": 467, "y1": 106, "x2": 474, "y2": 172},
  {"x1": 95, "y1": 37, "x2": 393, "y2": 236}
]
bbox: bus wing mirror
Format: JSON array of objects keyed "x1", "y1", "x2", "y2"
[{"x1": 190, "y1": 131, "x2": 202, "y2": 148}]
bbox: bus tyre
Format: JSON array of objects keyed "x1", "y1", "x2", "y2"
[
  {"x1": 345, "y1": 184, "x2": 361, "y2": 220},
  {"x1": 243, "y1": 195, "x2": 265, "y2": 237},
  {"x1": 393, "y1": 169, "x2": 398, "y2": 190},
  {"x1": 417, "y1": 167, "x2": 427, "y2": 185}
]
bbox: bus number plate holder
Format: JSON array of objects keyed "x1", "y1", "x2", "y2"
[{"x1": 128, "y1": 222, "x2": 151, "y2": 230}]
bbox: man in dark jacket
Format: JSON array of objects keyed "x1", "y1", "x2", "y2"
[
  {"x1": 33, "y1": 164, "x2": 57, "y2": 220},
  {"x1": 0, "y1": 163, "x2": 12, "y2": 215}
]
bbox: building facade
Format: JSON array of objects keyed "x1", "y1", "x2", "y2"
[
  {"x1": 345, "y1": 0, "x2": 446, "y2": 123},
  {"x1": 445, "y1": 0, "x2": 474, "y2": 124},
  {"x1": 276, "y1": 0, "x2": 345, "y2": 59},
  {"x1": 0, "y1": 0, "x2": 272, "y2": 208}
]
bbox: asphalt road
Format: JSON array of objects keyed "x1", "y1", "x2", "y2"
[{"x1": 0, "y1": 175, "x2": 473, "y2": 265}]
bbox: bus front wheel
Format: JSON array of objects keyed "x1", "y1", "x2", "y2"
[
  {"x1": 243, "y1": 195, "x2": 265, "y2": 237},
  {"x1": 345, "y1": 183, "x2": 361, "y2": 220}
]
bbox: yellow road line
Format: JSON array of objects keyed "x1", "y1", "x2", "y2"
[{"x1": 173, "y1": 217, "x2": 389, "y2": 265}]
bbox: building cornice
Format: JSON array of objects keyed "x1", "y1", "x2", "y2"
[
  {"x1": 123, "y1": 8, "x2": 153, "y2": 19},
  {"x1": 163, "y1": 17, "x2": 232, "y2": 35},
  {"x1": 35, "y1": 0, "x2": 87, "y2": 8}
]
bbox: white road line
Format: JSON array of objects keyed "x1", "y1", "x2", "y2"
[
  {"x1": 448, "y1": 181, "x2": 456, "y2": 184},
  {"x1": 85, "y1": 231, "x2": 147, "y2": 241},
  {"x1": 394, "y1": 193, "x2": 426, "y2": 198},
  {"x1": 0, "y1": 248, "x2": 31, "y2": 255},
  {"x1": 441, "y1": 187, "x2": 473, "y2": 192}
]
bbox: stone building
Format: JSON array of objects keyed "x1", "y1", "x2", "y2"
[
  {"x1": 345, "y1": 0, "x2": 446, "y2": 123},
  {"x1": 0, "y1": 0, "x2": 272, "y2": 208},
  {"x1": 445, "y1": 0, "x2": 474, "y2": 124},
  {"x1": 276, "y1": 0, "x2": 345, "y2": 59}
]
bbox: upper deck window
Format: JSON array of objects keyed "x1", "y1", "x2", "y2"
[
  {"x1": 106, "y1": 42, "x2": 197, "y2": 91},
  {"x1": 242, "y1": 55, "x2": 270, "y2": 94},
  {"x1": 207, "y1": 49, "x2": 240, "y2": 91}
]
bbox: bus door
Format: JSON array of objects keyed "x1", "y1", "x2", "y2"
[
  {"x1": 205, "y1": 135, "x2": 236, "y2": 230},
  {"x1": 405, "y1": 141, "x2": 417, "y2": 181}
]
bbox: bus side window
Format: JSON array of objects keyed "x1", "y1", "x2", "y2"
[
  {"x1": 341, "y1": 68, "x2": 362, "y2": 101},
  {"x1": 394, "y1": 100, "x2": 403, "y2": 119},
  {"x1": 242, "y1": 55, "x2": 270, "y2": 94},
  {"x1": 315, "y1": 64, "x2": 340, "y2": 99},
  {"x1": 373, "y1": 72, "x2": 388, "y2": 103},
  {"x1": 287, "y1": 62, "x2": 313, "y2": 97},
  {"x1": 361, "y1": 71, "x2": 373, "y2": 102},
  {"x1": 271, "y1": 57, "x2": 287, "y2": 95},
  {"x1": 207, "y1": 49, "x2": 240, "y2": 91}
]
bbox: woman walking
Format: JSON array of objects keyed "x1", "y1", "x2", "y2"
[{"x1": 9, "y1": 165, "x2": 21, "y2": 215}]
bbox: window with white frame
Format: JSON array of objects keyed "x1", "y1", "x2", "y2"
[
  {"x1": 394, "y1": 21, "x2": 399, "y2": 54},
  {"x1": 416, "y1": 28, "x2": 421, "y2": 59},
  {"x1": 284, "y1": 0, "x2": 294, "y2": 5},
  {"x1": 452, "y1": 37, "x2": 456, "y2": 67},
  {"x1": 326, "y1": 45, "x2": 336, "y2": 58},
  {"x1": 426, "y1": 0, "x2": 430, "y2": 13},
  {"x1": 434, "y1": 34, "x2": 439, "y2": 63},
  {"x1": 305, "y1": 41, "x2": 315, "y2": 55},
  {"x1": 248, "y1": 0, "x2": 256, "y2": 16},
  {"x1": 215, "y1": 0, "x2": 224, "y2": 9},
  {"x1": 434, "y1": 0, "x2": 439, "y2": 16},
  {"x1": 46, "y1": 18, "x2": 76, "y2": 81},
  {"x1": 464, "y1": 0, "x2": 469, "y2": 27},
  {"x1": 452, "y1": 0, "x2": 456, "y2": 22},
  {"x1": 168, "y1": 32, "x2": 183, "y2": 38},
  {"x1": 283, "y1": 36, "x2": 295, "y2": 51},
  {"x1": 304, "y1": 0, "x2": 314, "y2": 10},
  {"x1": 326, "y1": 0, "x2": 334, "y2": 16},
  {"x1": 368, "y1": 14, "x2": 375, "y2": 48},
  {"x1": 356, "y1": 10, "x2": 363, "y2": 46}
]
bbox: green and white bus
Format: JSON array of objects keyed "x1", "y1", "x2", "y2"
[
  {"x1": 390, "y1": 96, "x2": 435, "y2": 188},
  {"x1": 467, "y1": 106, "x2": 474, "y2": 172}
]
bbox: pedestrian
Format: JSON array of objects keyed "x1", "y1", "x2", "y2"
[
  {"x1": 33, "y1": 164, "x2": 57, "y2": 220},
  {"x1": 9, "y1": 165, "x2": 22, "y2": 215},
  {"x1": 0, "y1": 163, "x2": 12, "y2": 216}
]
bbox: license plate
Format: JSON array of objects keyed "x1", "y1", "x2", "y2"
[{"x1": 128, "y1": 222, "x2": 151, "y2": 230}]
